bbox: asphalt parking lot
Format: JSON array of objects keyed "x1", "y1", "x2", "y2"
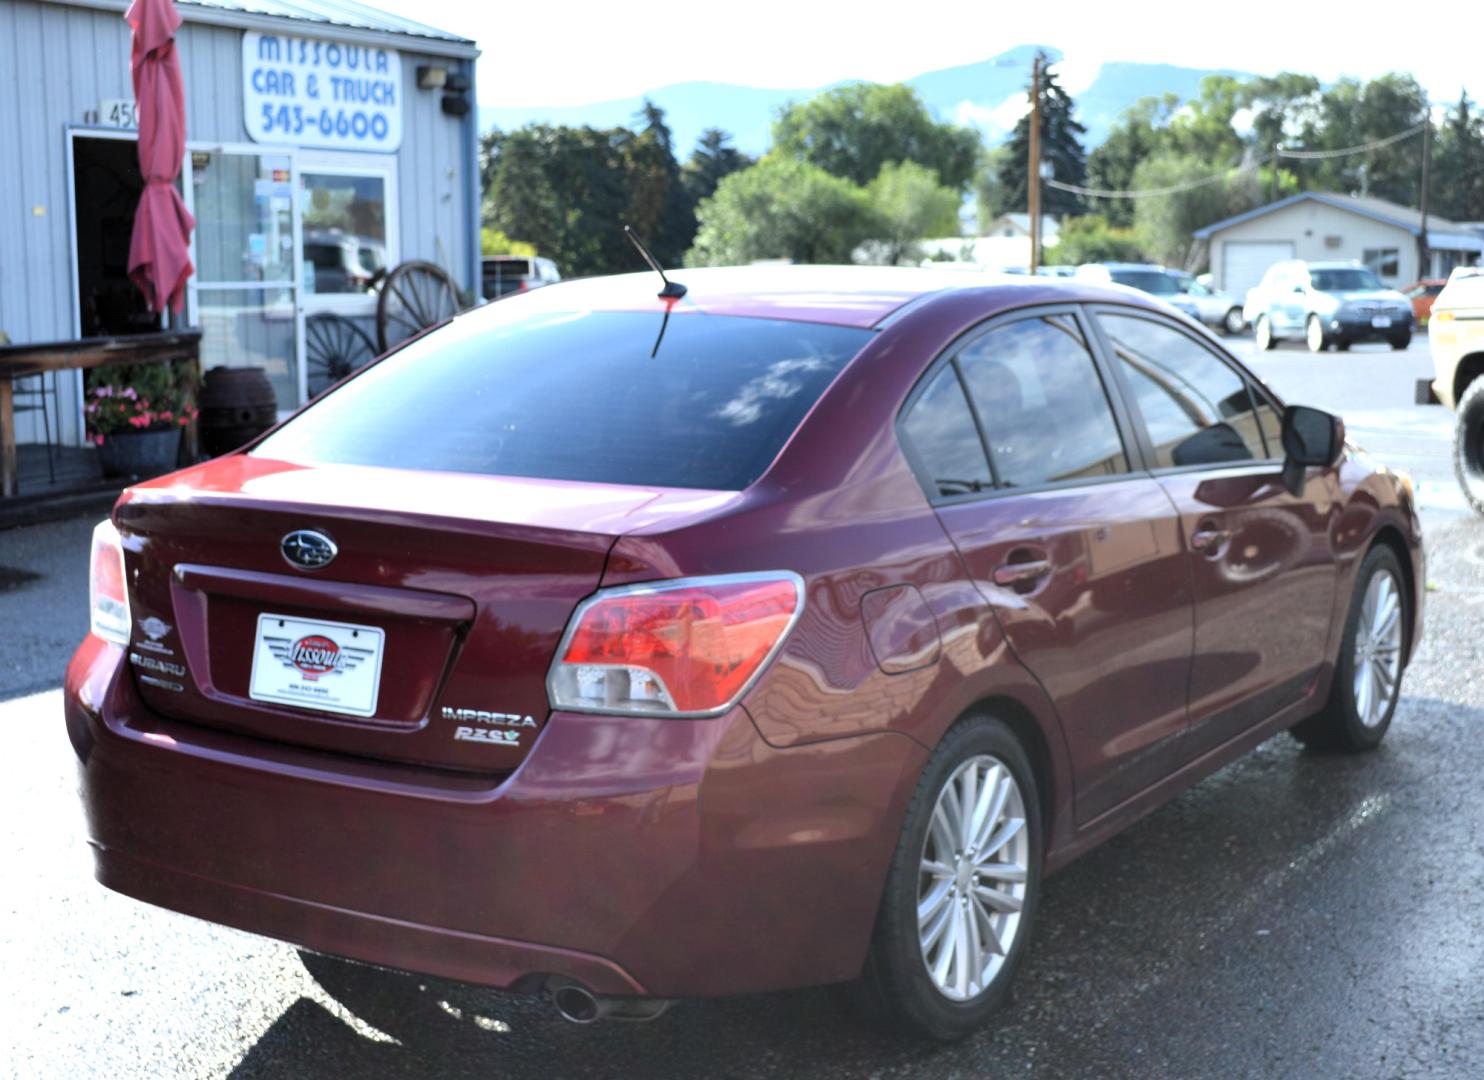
[{"x1": 2, "y1": 335, "x2": 1482, "y2": 1079}]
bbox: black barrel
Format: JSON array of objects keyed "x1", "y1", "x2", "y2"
[{"x1": 198, "y1": 366, "x2": 278, "y2": 457}]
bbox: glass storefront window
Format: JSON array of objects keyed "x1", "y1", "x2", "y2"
[
  {"x1": 197, "y1": 288, "x2": 298, "y2": 408},
  {"x1": 300, "y1": 173, "x2": 388, "y2": 295},
  {"x1": 192, "y1": 152, "x2": 294, "y2": 283}
]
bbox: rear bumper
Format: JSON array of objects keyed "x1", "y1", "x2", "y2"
[{"x1": 65, "y1": 636, "x2": 926, "y2": 998}]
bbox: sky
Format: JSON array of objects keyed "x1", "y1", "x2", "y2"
[{"x1": 371, "y1": 0, "x2": 1475, "y2": 109}]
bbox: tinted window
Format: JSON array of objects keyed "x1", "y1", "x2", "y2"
[
  {"x1": 1310, "y1": 268, "x2": 1383, "y2": 292},
  {"x1": 901, "y1": 366, "x2": 993, "y2": 497},
  {"x1": 1111, "y1": 270, "x2": 1180, "y2": 295},
  {"x1": 256, "y1": 309, "x2": 870, "y2": 490},
  {"x1": 1099, "y1": 313, "x2": 1269, "y2": 467},
  {"x1": 958, "y1": 315, "x2": 1129, "y2": 486}
]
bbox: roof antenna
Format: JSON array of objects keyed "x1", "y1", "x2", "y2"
[{"x1": 624, "y1": 225, "x2": 687, "y2": 299}]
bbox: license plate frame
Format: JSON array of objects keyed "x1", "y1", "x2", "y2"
[{"x1": 248, "y1": 612, "x2": 385, "y2": 717}]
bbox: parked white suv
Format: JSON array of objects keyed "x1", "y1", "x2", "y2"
[
  {"x1": 1245, "y1": 260, "x2": 1413, "y2": 352},
  {"x1": 1420, "y1": 267, "x2": 1484, "y2": 514}
]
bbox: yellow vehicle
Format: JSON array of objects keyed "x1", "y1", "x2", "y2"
[{"x1": 1422, "y1": 267, "x2": 1484, "y2": 515}]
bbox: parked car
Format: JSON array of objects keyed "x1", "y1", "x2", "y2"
[
  {"x1": 1419, "y1": 266, "x2": 1484, "y2": 515},
  {"x1": 1169, "y1": 269, "x2": 1245, "y2": 334},
  {"x1": 481, "y1": 255, "x2": 561, "y2": 300},
  {"x1": 69, "y1": 266, "x2": 1422, "y2": 1042},
  {"x1": 1073, "y1": 262, "x2": 1203, "y2": 321},
  {"x1": 1402, "y1": 278, "x2": 1448, "y2": 324},
  {"x1": 1245, "y1": 260, "x2": 1413, "y2": 352},
  {"x1": 303, "y1": 229, "x2": 387, "y2": 295}
]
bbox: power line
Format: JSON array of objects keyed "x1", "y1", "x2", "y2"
[
  {"x1": 1275, "y1": 123, "x2": 1425, "y2": 160},
  {"x1": 1042, "y1": 121, "x2": 1426, "y2": 200},
  {"x1": 1044, "y1": 156, "x2": 1268, "y2": 200}
]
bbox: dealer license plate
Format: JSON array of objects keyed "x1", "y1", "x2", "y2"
[
  {"x1": 248, "y1": 613, "x2": 385, "y2": 717},
  {"x1": 1371, "y1": 316, "x2": 1392, "y2": 328}
]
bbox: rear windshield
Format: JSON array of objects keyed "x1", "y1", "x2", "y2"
[
  {"x1": 255, "y1": 308, "x2": 871, "y2": 490},
  {"x1": 1111, "y1": 270, "x2": 1179, "y2": 295}
]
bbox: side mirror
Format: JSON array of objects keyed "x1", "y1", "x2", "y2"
[
  {"x1": 1280, "y1": 405, "x2": 1345, "y2": 495},
  {"x1": 1292, "y1": 284, "x2": 1307, "y2": 294}
]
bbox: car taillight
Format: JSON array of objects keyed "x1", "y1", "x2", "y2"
[
  {"x1": 89, "y1": 518, "x2": 131, "y2": 646},
  {"x1": 548, "y1": 573, "x2": 804, "y2": 717}
]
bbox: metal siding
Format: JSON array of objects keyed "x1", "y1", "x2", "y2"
[{"x1": 395, "y1": 50, "x2": 470, "y2": 293}]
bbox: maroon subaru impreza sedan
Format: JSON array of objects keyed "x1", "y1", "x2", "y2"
[{"x1": 67, "y1": 266, "x2": 1422, "y2": 1039}]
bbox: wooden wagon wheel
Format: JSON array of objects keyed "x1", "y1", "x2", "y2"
[
  {"x1": 305, "y1": 313, "x2": 379, "y2": 398},
  {"x1": 376, "y1": 260, "x2": 462, "y2": 352}
]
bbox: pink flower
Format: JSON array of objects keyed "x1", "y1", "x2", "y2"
[
  {"x1": 95, "y1": 386, "x2": 114, "y2": 398},
  {"x1": 121, "y1": 387, "x2": 138, "y2": 400},
  {"x1": 93, "y1": 435, "x2": 104, "y2": 446},
  {"x1": 128, "y1": 415, "x2": 148, "y2": 428}
]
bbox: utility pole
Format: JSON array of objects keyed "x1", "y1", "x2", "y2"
[
  {"x1": 1418, "y1": 113, "x2": 1432, "y2": 279},
  {"x1": 1028, "y1": 53, "x2": 1043, "y2": 274}
]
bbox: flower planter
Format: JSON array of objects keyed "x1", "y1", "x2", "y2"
[{"x1": 97, "y1": 428, "x2": 182, "y2": 479}]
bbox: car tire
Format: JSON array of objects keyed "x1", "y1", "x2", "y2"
[
  {"x1": 1290, "y1": 545, "x2": 1408, "y2": 752},
  {"x1": 1255, "y1": 315, "x2": 1277, "y2": 351},
  {"x1": 1454, "y1": 377, "x2": 1484, "y2": 516},
  {"x1": 851, "y1": 715, "x2": 1042, "y2": 1042},
  {"x1": 1336, "y1": 339, "x2": 1351, "y2": 351},
  {"x1": 1306, "y1": 315, "x2": 1329, "y2": 353},
  {"x1": 1223, "y1": 307, "x2": 1245, "y2": 335},
  {"x1": 1390, "y1": 332, "x2": 1412, "y2": 350}
]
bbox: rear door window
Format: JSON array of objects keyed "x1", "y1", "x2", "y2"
[
  {"x1": 256, "y1": 309, "x2": 871, "y2": 490},
  {"x1": 956, "y1": 314, "x2": 1130, "y2": 487},
  {"x1": 1097, "y1": 312, "x2": 1271, "y2": 466},
  {"x1": 900, "y1": 366, "x2": 994, "y2": 497}
]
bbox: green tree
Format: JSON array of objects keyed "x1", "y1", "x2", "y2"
[
  {"x1": 772, "y1": 82, "x2": 980, "y2": 191},
  {"x1": 682, "y1": 128, "x2": 753, "y2": 207},
  {"x1": 974, "y1": 145, "x2": 1015, "y2": 227},
  {"x1": 864, "y1": 160, "x2": 962, "y2": 264},
  {"x1": 481, "y1": 108, "x2": 700, "y2": 277},
  {"x1": 994, "y1": 59, "x2": 1088, "y2": 217},
  {"x1": 1432, "y1": 93, "x2": 1484, "y2": 223},
  {"x1": 1044, "y1": 214, "x2": 1145, "y2": 265},
  {"x1": 686, "y1": 155, "x2": 880, "y2": 266},
  {"x1": 1085, "y1": 95, "x2": 1178, "y2": 226},
  {"x1": 1298, "y1": 74, "x2": 1429, "y2": 205},
  {"x1": 1132, "y1": 152, "x2": 1261, "y2": 269},
  {"x1": 625, "y1": 100, "x2": 695, "y2": 266}
]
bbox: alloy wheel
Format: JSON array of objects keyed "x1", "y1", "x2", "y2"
[
  {"x1": 917, "y1": 755, "x2": 1029, "y2": 1002},
  {"x1": 1352, "y1": 569, "x2": 1403, "y2": 727}
]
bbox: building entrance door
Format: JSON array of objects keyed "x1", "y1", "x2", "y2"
[{"x1": 185, "y1": 148, "x2": 303, "y2": 413}]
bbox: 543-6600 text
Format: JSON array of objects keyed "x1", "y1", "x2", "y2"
[{"x1": 259, "y1": 104, "x2": 390, "y2": 142}]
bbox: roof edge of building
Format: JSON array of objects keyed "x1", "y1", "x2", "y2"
[{"x1": 51, "y1": 0, "x2": 480, "y2": 59}]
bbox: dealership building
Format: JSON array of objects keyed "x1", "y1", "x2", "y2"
[{"x1": 0, "y1": 0, "x2": 480, "y2": 466}]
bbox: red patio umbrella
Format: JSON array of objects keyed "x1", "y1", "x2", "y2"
[{"x1": 126, "y1": 0, "x2": 194, "y2": 315}]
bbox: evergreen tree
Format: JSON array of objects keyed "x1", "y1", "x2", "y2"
[
  {"x1": 683, "y1": 128, "x2": 753, "y2": 207},
  {"x1": 1432, "y1": 93, "x2": 1484, "y2": 223},
  {"x1": 993, "y1": 57, "x2": 1088, "y2": 218}
]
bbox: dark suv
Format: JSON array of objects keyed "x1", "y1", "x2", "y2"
[{"x1": 1246, "y1": 259, "x2": 1414, "y2": 351}]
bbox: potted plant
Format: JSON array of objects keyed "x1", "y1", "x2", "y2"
[{"x1": 85, "y1": 362, "x2": 198, "y2": 478}]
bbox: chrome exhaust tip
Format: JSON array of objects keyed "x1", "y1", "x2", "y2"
[
  {"x1": 548, "y1": 979, "x2": 677, "y2": 1024},
  {"x1": 552, "y1": 984, "x2": 603, "y2": 1024}
]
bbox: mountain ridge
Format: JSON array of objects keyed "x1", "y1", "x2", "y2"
[{"x1": 479, "y1": 47, "x2": 1254, "y2": 156}]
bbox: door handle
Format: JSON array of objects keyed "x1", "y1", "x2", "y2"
[
  {"x1": 1190, "y1": 522, "x2": 1231, "y2": 554},
  {"x1": 992, "y1": 559, "x2": 1052, "y2": 587}
]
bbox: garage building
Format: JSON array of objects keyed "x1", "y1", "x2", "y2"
[{"x1": 1195, "y1": 192, "x2": 1483, "y2": 302}]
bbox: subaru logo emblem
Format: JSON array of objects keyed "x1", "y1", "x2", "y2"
[{"x1": 281, "y1": 530, "x2": 338, "y2": 570}]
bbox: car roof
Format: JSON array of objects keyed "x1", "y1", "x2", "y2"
[{"x1": 482, "y1": 264, "x2": 1165, "y2": 329}]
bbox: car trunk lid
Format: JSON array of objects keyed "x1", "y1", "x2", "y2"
[{"x1": 115, "y1": 455, "x2": 739, "y2": 772}]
